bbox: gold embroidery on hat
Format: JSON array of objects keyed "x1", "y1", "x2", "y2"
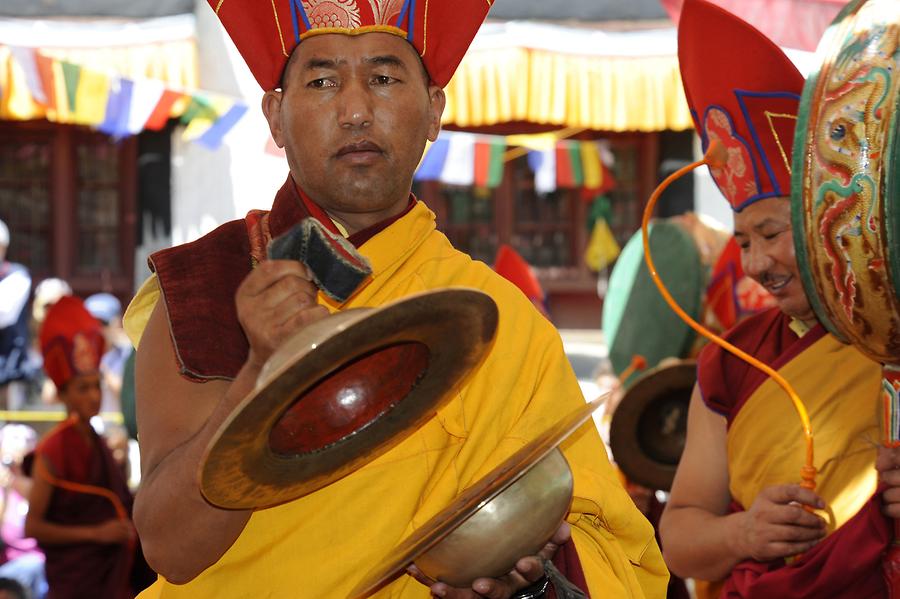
[
  {"x1": 368, "y1": 0, "x2": 405, "y2": 25},
  {"x1": 303, "y1": 0, "x2": 361, "y2": 29},
  {"x1": 271, "y1": 0, "x2": 290, "y2": 58},
  {"x1": 765, "y1": 111, "x2": 797, "y2": 176},
  {"x1": 421, "y1": 0, "x2": 428, "y2": 57},
  {"x1": 300, "y1": 24, "x2": 406, "y2": 40},
  {"x1": 215, "y1": 0, "x2": 225, "y2": 13}
]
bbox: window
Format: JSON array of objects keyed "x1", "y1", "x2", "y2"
[
  {"x1": 0, "y1": 121, "x2": 136, "y2": 299},
  {"x1": 415, "y1": 132, "x2": 657, "y2": 288}
]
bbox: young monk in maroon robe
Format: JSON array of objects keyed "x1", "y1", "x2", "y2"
[{"x1": 24, "y1": 296, "x2": 147, "y2": 599}]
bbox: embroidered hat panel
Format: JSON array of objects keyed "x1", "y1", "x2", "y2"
[
  {"x1": 678, "y1": 0, "x2": 805, "y2": 212},
  {"x1": 209, "y1": 0, "x2": 493, "y2": 90}
]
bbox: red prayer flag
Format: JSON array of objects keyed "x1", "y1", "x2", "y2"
[
  {"x1": 144, "y1": 90, "x2": 184, "y2": 131},
  {"x1": 474, "y1": 140, "x2": 491, "y2": 188},
  {"x1": 556, "y1": 143, "x2": 574, "y2": 188},
  {"x1": 34, "y1": 53, "x2": 57, "y2": 111}
]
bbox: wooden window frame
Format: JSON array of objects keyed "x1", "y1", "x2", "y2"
[
  {"x1": 0, "y1": 121, "x2": 137, "y2": 299},
  {"x1": 417, "y1": 131, "x2": 659, "y2": 294}
]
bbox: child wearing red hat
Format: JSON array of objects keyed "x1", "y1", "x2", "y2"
[{"x1": 24, "y1": 296, "x2": 151, "y2": 599}]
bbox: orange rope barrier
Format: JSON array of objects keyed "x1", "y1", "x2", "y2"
[{"x1": 640, "y1": 140, "x2": 817, "y2": 491}]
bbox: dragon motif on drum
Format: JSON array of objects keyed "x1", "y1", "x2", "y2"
[{"x1": 797, "y1": 2, "x2": 900, "y2": 362}]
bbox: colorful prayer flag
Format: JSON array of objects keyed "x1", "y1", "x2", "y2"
[
  {"x1": 556, "y1": 142, "x2": 575, "y2": 188},
  {"x1": 126, "y1": 79, "x2": 165, "y2": 134},
  {"x1": 72, "y1": 68, "x2": 111, "y2": 126},
  {"x1": 581, "y1": 141, "x2": 602, "y2": 190},
  {"x1": 414, "y1": 137, "x2": 450, "y2": 181},
  {"x1": 9, "y1": 47, "x2": 46, "y2": 104},
  {"x1": 182, "y1": 95, "x2": 233, "y2": 142},
  {"x1": 34, "y1": 54, "x2": 57, "y2": 112},
  {"x1": 473, "y1": 137, "x2": 505, "y2": 188},
  {"x1": 144, "y1": 89, "x2": 183, "y2": 131},
  {"x1": 60, "y1": 61, "x2": 81, "y2": 115},
  {"x1": 528, "y1": 149, "x2": 557, "y2": 195},
  {"x1": 98, "y1": 78, "x2": 134, "y2": 137},
  {"x1": 440, "y1": 132, "x2": 475, "y2": 186},
  {"x1": 195, "y1": 102, "x2": 249, "y2": 150},
  {"x1": 47, "y1": 59, "x2": 72, "y2": 123}
]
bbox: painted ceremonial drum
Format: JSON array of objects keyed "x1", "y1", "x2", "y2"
[
  {"x1": 791, "y1": 0, "x2": 900, "y2": 438},
  {"x1": 603, "y1": 215, "x2": 728, "y2": 386}
]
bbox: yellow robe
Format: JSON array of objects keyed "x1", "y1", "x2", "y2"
[
  {"x1": 728, "y1": 332, "x2": 881, "y2": 534},
  {"x1": 694, "y1": 325, "x2": 882, "y2": 599},
  {"x1": 126, "y1": 201, "x2": 668, "y2": 598}
]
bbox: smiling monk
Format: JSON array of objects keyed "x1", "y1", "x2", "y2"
[
  {"x1": 658, "y1": 2, "x2": 895, "y2": 598},
  {"x1": 122, "y1": 1, "x2": 668, "y2": 598}
]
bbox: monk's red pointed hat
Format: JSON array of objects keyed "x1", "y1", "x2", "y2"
[
  {"x1": 208, "y1": 0, "x2": 493, "y2": 90},
  {"x1": 493, "y1": 244, "x2": 544, "y2": 303},
  {"x1": 678, "y1": 0, "x2": 805, "y2": 212},
  {"x1": 39, "y1": 296, "x2": 104, "y2": 390}
]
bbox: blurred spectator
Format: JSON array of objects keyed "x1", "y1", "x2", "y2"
[
  {"x1": 102, "y1": 426, "x2": 131, "y2": 488},
  {"x1": 0, "y1": 424, "x2": 46, "y2": 599},
  {"x1": 0, "y1": 220, "x2": 35, "y2": 411},
  {"x1": 0, "y1": 577, "x2": 27, "y2": 599},
  {"x1": 84, "y1": 294, "x2": 132, "y2": 422},
  {"x1": 29, "y1": 282, "x2": 71, "y2": 330}
]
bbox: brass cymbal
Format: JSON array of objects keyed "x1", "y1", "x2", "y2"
[
  {"x1": 199, "y1": 288, "x2": 499, "y2": 510},
  {"x1": 349, "y1": 396, "x2": 606, "y2": 599}
]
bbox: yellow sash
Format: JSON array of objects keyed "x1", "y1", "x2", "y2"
[{"x1": 728, "y1": 333, "x2": 881, "y2": 534}]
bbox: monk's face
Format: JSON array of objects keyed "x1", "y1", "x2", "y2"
[
  {"x1": 60, "y1": 372, "x2": 102, "y2": 423},
  {"x1": 733, "y1": 197, "x2": 815, "y2": 324},
  {"x1": 263, "y1": 32, "x2": 444, "y2": 233}
]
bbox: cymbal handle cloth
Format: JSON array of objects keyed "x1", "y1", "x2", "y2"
[{"x1": 268, "y1": 217, "x2": 373, "y2": 302}]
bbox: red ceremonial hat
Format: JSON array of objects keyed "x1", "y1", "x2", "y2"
[
  {"x1": 209, "y1": 0, "x2": 493, "y2": 90},
  {"x1": 678, "y1": 0, "x2": 804, "y2": 212},
  {"x1": 39, "y1": 296, "x2": 104, "y2": 391}
]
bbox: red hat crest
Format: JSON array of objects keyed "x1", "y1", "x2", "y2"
[
  {"x1": 678, "y1": 0, "x2": 804, "y2": 212},
  {"x1": 210, "y1": 0, "x2": 493, "y2": 90},
  {"x1": 39, "y1": 296, "x2": 104, "y2": 391}
]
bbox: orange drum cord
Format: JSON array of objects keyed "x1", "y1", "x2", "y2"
[
  {"x1": 640, "y1": 140, "x2": 817, "y2": 491},
  {"x1": 617, "y1": 354, "x2": 647, "y2": 385}
]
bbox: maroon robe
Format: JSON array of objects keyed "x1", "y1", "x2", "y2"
[
  {"x1": 33, "y1": 420, "x2": 136, "y2": 599},
  {"x1": 697, "y1": 308, "x2": 891, "y2": 598}
]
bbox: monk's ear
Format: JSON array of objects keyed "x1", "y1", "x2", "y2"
[
  {"x1": 262, "y1": 90, "x2": 285, "y2": 148},
  {"x1": 426, "y1": 86, "x2": 445, "y2": 142}
]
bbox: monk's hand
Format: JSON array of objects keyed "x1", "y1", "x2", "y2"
[
  {"x1": 876, "y1": 445, "x2": 900, "y2": 518},
  {"x1": 236, "y1": 259, "x2": 329, "y2": 369},
  {"x1": 407, "y1": 521, "x2": 570, "y2": 599},
  {"x1": 734, "y1": 484, "x2": 826, "y2": 562}
]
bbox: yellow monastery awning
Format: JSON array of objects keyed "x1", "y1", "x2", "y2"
[{"x1": 442, "y1": 22, "x2": 693, "y2": 133}]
